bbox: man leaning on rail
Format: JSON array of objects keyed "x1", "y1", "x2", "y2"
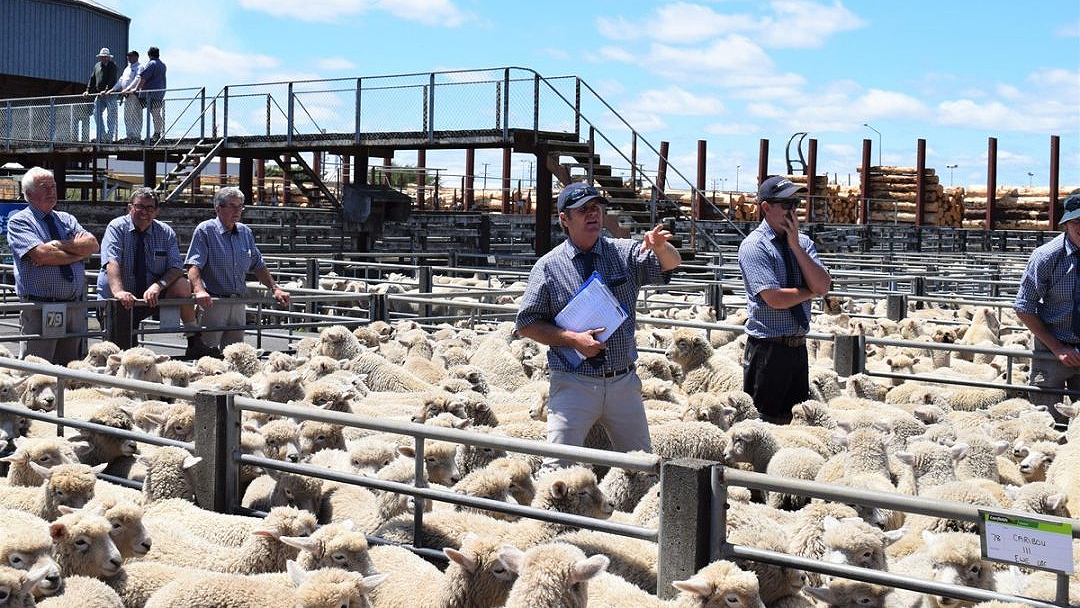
[
  {"x1": 8, "y1": 167, "x2": 99, "y2": 364},
  {"x1": 185, "y1": 187, "x2": 290, "y2": 356},
  {"x1": 97, "y1": 187, "x2": 210, "y2": 358},
  {"x1": 1014, "y1": 192, "x2": 1080, "y2": 424}
]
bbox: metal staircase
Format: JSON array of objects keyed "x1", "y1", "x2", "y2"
[
  {"x1": 156, "y1": 138, "x2": 226, "y2": 203},
  {"x1": 274, "y1": 152, "x2": 339, "y2": 207}
]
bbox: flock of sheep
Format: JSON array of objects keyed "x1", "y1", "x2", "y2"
[{"x1": 0, "y1": 270, "x2": 1076, "y2": 607}]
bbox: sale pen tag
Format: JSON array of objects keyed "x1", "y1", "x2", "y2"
[{"x1": 980, "y1": 509, "x2": 1074, "y2": 574}]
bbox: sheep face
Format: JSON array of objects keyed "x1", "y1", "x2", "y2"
[
  {"x1": 108, "y1": 350, "x2": 168, "y2": 397},
  {"x1": 398, "y1": 442, "x2": 460, "y2": 486},
  {"x1": 0, "y1": 530, "x2": 62, "y2": 597},
  {"x1": 259, "y1": 420, "x2": 301, "y2": 463},
  {"x1": 666, "y1": 329, "x2": 714, "y2": 370},
  {"x1": 922, "y1": 532, "x2": 993, "y2": 608},
  {"x1": 345, "y1": 440, "x2": 398, "y2": 475},
  {"x1": 535, "y1": 467, "x2": 614, "y2": 518},
  {"x1": 19, "y1": 375, "x2": 55, "y2": 411},
  {"x1": 49, "y1": 512, "x2": 123, "y2": 579},
  {"x1": 412, "y1": 392, "x2": 465, "y2": 424},
  {"x1": 98, "y1": 500, "x2": 152, "y2": 558},
  {"x1": 1018, "y1": 442, "x2": 1056, "y2": 482},
  {"x1": 671, "y1": 560, "x2": 764, "y2": 608},
  {"x1": 297, "y1": 421, "x2": 343, "y2": 457},
  {"x1": 84, "y1": 342, "x2": 122, "y2": 367},
  {"x1": 804, "y1": 579, "x2": 891, "y2": 608},
  {"x1": 254, "y1": 371, "x2": 306, "y2": 404},
  {"x1": 289, "y1": 564, "x2": 385, "y2": 608}
]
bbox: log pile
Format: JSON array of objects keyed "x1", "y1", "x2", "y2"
[
  {"x1": 857, "y1": 166, "x2": 962, "y2": 226},
  {"x1": 960, "y1": 187, "x2": 1075, "y2": 230}
]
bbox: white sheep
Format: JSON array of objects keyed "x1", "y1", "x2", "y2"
[
  {"x1": 139, "y1": 446, "x2": 201, "y2": 503},
  {"x1": 222, "y1": 342, "x2": 264, "y2": 376},
  {"x1": 499, "y1": 542, "x2": 608, "y2": 608},
  {"x1": 1, "y1": 436, "x2": 81, "y2": 486},
  {"x1": 890, "y1": 531, "x2": 997, "y2": 608},
  {"x1": 0, "y1": 462, "x2": 104, "y2": 520},
  {"x1": 666, "y1": 328, "x2": 742, "y2": 394},
  {"x1": 0, "y1": 508, "x2": 63, "y2": 597}
]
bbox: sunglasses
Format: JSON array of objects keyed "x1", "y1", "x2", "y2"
[
  {"x1": 769, "y1": 198, "x2": 800, "y2": 210},
  {"x1": 130, "y1": 203, "x2": 157, "y2": 211}
]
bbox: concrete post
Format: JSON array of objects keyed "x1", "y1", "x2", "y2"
[
  {"x1": 418, "y1": 266, "x2": 433, "y2": 319},
  {"x1": 707, "y1": 283, "x2": 723, "y2": 320},
  {"x1": 657, "y1": 458, "x2": 713, "y2": 600},
  {"x1": 886, "y1": 294, "x2": 907, "y2": 321},
  {"x1": 369, "y1": 292, "x2": 388, "y2": 322},
  {"x1": 833, "y1": 333, "x2": 866, "y2": 377},
  {"x1": 192, "y1": 391, "x2": 239, "y2": 512}
]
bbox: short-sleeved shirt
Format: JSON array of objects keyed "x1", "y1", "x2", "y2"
[
  {"x1": 137, "y1": 58, "x2": 166, "y2": 100},
  {"x1": 96, "y1": 215, "x2": 183, "y2": 299},
  {"x1": 185, "y1": 217, "x2": 265, "y2": 297},
  {"x1": 738, "y1": 221, "x2": 826, "y2": 338},
  {"x1": 112, "y1": 61, "x2": 142, "y2": 92},
  {"x1": 7, "y1": 206, "x2": 88, "y2": 300},
  {"x1": 1014, "y1": 232, "x2": 1080, "y2": 344},
  {"x1": 516, "y1": 236, "x2": 666, "y2": 376}
]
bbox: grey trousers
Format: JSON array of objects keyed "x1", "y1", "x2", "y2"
[
  {"x1": 542, "y1": 370, "x2": 651, "y2": 470},
  {"x1": 198, "y1": 300, "x2": 247, "y2": 349},
  {"x1": 20, "y1": 301, "x2": 87, "y2": 365},
  {"x1": 1030, "y1": 342, "x2": 1079, "y2": 423}
]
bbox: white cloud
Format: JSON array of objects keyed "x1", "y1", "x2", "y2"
[
  {"x1": 1055, "y1": 20, "x2": 1080, "y2": 37},
  {"x1": 624, "y1": 87, "x2": 724, "y2": 116},
  {"x1": 596, "y1": 15, "x2": 641, "y2": 41},
  {"x1": 1028, "y1": 67, "x2": 1080, "y2": 89},
  {"x1": 936, "y1": 99, "x2": 1066, "y2": 132},
  {"x1": 597, "y1": 46, "x2": 635, "y2": 63},
  {"x1": 315, "y1": 57, "x2": 357, "y2": 72},
  {"x1": 705, "y1": 122, "x2": 761, "y2": 136},
  {"x1": 642, "y1": 36, "x2": 776, "y2": 81},
  {"x1": 169, "y1": 45, "x2": 280, "y2": 81},
  {"x1": 759, "y1": 1, "x2": 867, "y2": 48},
  {"x1": 238, "y1": 0, "x2": 466, "y2": 26},
  {"x1": 541, "y1": 48, "x2": 571, "y2": 61}
]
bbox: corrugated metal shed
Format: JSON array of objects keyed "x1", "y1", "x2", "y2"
[{"x1": 0, "y1": 0, "x2": 129, "y2": 96}]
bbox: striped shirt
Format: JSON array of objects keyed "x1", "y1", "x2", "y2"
[
  {"x1": 184, "y1": 217, "x2": 266, "y2": 297},
  {"x1": 7, "y1": 205, "x2": 89, "y2": 300},
  {"x1": 516, "y1": 236, "x2": 666, "y2": 376},
  {"x1": 738, "y1": 220, "x2": 826, "y2": 338},
  {"x1": 96, "y1": 215, "x2": 183, "y2": 299},
  {"x1": 1014, "y1": 232, "x2": 1080, "y2": 344}
]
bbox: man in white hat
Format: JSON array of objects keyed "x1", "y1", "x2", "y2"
[{"x1": 84, "y1": 47, "x2": 118, "y2": 143}]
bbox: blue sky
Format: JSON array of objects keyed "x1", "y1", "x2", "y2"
[{"x1": 98, "y1": 0, "x2": 1079, "y2": 192}]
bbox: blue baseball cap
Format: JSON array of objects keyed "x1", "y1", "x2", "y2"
[
  {"x1": 557, "y1": 182, "x2": 606, "y2": 213},
  {"x1": 1059, "y1": 193, "x2": 1080, "y2": 225},
  {"x1": 758, "y1": 175, "x2": 807, "y2": 203}
]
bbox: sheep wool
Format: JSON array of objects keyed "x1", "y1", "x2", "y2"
[
  {"x1": 0, "y1": 462, "x2": 104, "y2": 521},
  {"x1": 500, "y1": 542, "x2": 608, "y2": 608}
]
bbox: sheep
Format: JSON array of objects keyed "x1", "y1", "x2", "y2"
[
  {"x1": 142, "y1": 506, "x2": 316, "y2": 574},
  {"x1": 69, "y1": 400, "x2": 139, "y2": 468},
  {"x1": 635, "y1": 351, "x2": 683, "y2": 383},
  {"x1": 347, "y1": 352, "x2": 431, "y2": 392},
  {"x1": 0, "y1": 508, "x2": 63, "y2": 597},
  {"x1": 890, "y1": 531, "x2": 996, "y2": 608},
  {"x1": 241, "y1": 469, "x2": 324, "y2": 514},
  {"x1": 258, "y1": 419, "x2": 302, "y2": 463},
  {"x1": 303, "y1": 376, "x2": 359, "y2": 412},
  {"x1": 596, "y1": 454, "x2": 659, "y2": 512},
  {"x1": 138, "y1": 446, "x2": 201, "y2": 503},
  {"x1": 1017, "y1": 440, "x2": 1058, "y2": 482},
  {"x1": 143, "y1": 500, "x2": 290, "y2": 547},
  {"x1": 128, "y1": 400, "x2": 172, "y2": 433},
  {"x1": 453, "y1": 437, "x2": 507, "y2": 477},
  {"x1": 1003, "y1": 482, "x2": 1069, "y2": 517},
  {"x1": 725, "y1": 420, "x2": 825, "y2": 506},
  {"x1": 222, "y1": 342, "x2": 264, "y2": 376},
  {"x1": 468, "y1": 326, "x2": 531, "y2": 392},
  {"x1": 498, "y1": 542, "x2": 608, "y2": 608},
  {"x1": 299, "y1": 355, "x2": 347, "y2": 384},
  {"x1": 785, "y1": 502, "x2": 861, "y2": 586},
  {"x1": 367, "y1": 532, "x2": 516, "y2": 608},
  {"x1": 728, "y1": 524, "x2": 807, "y2": 606},
  {"x1": 143, "y1": 561, "x2": 384, "y2": 608},
  {"x1": 191, "y1": 370, "x2": 253, "y2": 396},
  {"x1": 279, "y1": 520, "x2": 375, "y2": 574},
  {"x1": 446, "y1": 468, "x2": 520, "y2": 520},
  {"x1": 107, "y1": 348, "x2": 169, "y2": 399},
  {"x1": 266, "y1": 351, "x2": 308, "y2": 373},
  {"x1": 666, "y1": 328, "x2": 742, "y2": 394},
  {"x1": 143, "y1": 403, "x2": 195, "y2": 443},
  {"x1": 253, "y1": 370, "x2": 307, "y2": 404},
  {"x1": 0, "y1": 462, "x2": 104, "y2": 520},
  {"x1": 70, "y1": 497, "x2": 152, "y2": 559},
  {"x1": 820, "y1": 516, "x2": 900, "y2": 574},
  {"x1": 373, "y1": 466, "x2": 614, "y2": 550},
  {"x1": 155, "y1": 360, "x2": 199, "y2": 388},
  {"x1": 1, "y1": 436, "x2": 81, "y2": 486},
  {"x1": 35, "y1": 575, "x2": 124, "y2": 608},
  {"x1": 668, "y1": 559, "x2": 766, "y2": 608},
  {"x1": 651, "y1": 421, "x2": 731, "y2": 463},
  {"x1": 84, "y1": 341, "x2": 122, "y2": 367},
  {"x1": 297, "y1": 419, "x2": 345, "y2": 459},
  {"x1": 802, "y1": 578, "x2": 893, "y2": 608},
  {"x1": 487, "y1": 457, "x2": 537, "y2": 506},
  {"x1": 683, "y1": 390, "x2": 760, "y2": 429},
  {"x1": 317, "y1": 325, "x2": 365, "y2": 361},
  {"x1": 0, "y1": 566, "x2": 48, "y2": 608},
  {"x1": 306, "y1": 438, "x2": 399, "y2": 476},
  {"x1": 19, "y1": 374, "x2": 56, "y2": 411},
  {"x1": 47, "y1": 508, "x2": 123, "y2": 580}
]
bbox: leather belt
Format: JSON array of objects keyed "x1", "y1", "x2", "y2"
[
  {"x1": 752, "y1": 335, "x2": 806, "y2": 348},
  {"x1": 24, "y1": 295, "x2": 76, "y2": 303},
  {"x1": 596, "y1": 365, "x2": 633, "y2": 379}
]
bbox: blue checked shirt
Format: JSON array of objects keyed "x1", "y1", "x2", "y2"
[
  {"x1": 7, "y1": 206, "x2": 89, "y2": 300},
  {"x1": 1014, "y1": 233, "x2": 1080, "y2": 344},
  {"x1": 96, "y1": 215, "x2": 183, "y2": 299},
  {"x1": 516, "y1": 236, "x2": 667, "y2": 376},
  {"x1": 738, "y1": 221, "x2": 826, "y2": 338},
  {"x1": 184, "y1": 218, "x2": 266, "y2": 296}
]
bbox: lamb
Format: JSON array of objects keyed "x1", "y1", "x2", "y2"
[
  {"x1": 446, "y1": 468, "x2": 520, "y2": 520},
  {"x1": 820, "y1": 516, "x2": 900, "y2": 573},
  {"x1": 367, "y1": 532, "x2": 516, "y2": 608},
  {"x1": 1, "y1": 436, "x2": 81, "y2": 486},
  {"x1": 728, "y1": 524, "x2": 808, "y2": 606},
  {"x1": 241, "y1": 469, "x2": 324, "y2": 514},
  {"x1": 499, "y1": 542, "x2": 608, "y2": 608},
  {"x1": 35, "y1": 575, "x2": 124, "y2": 608},
  {"x1": 138, "y1": 446, "x2": 201, "y2": 503},
  {"x1": 143, "y1": 561, "x2": 384, "y2": 608},
  {"x1": 317, "y1": 324, "x2": 365, "y2": 360},
  {"x1": 1003, "y1": 482, "x2": 1069, "y2": 517},
  {"x1": 142, "y1": 506, "x2": 316, "y2": 574},
  {"x1": 596, "y1": 454, "x2": 659, "y2": 512},
  {"x1": 252, "y1": 370, "x2": 307, "y2": 404},
  {"x1": 785, "y1": 502, "x2": 861, "y2": 586},
  {"x1": 0, "y1": 462, "x2": 104, "y2": 520},
  {"x1": 1017, "y1": 440, "x2": 1058, "y2": 482},
  {"x1": 144, "y1": 500, "x2": 294, "y2": 547},
  {"x1": 72, "y1": 497, "x2": 153, "y2": 558},
  {"x1": 297, "y1": 419, "x2": 345, "y2": 459},
  {"x1": 666, "y1": 328, "x2": 742, "y2": 394},
  {"x1": 802, "y1": 578, "x2": 893, "y2": 608},
  {"x1": 144, "y1": 403, "x2": 195, "y2": 442},
  {"x1": 107, "y1": 348, "x2": 169, "y2": 399},
  {"x1": 266, "y1": 351, "x2": 308, "y2": 373},
  {"x1": 155, "y1": 360, "x2": 199, "y2": 388},
  {"x1": 890, "y1": 531, "x2": 997, "y2": 608},
  {"x1": 47, "y1": 508, "x2": 123, "y2": 580},
  {"x1": 635, "y1": 351, "x2": 683, "y2": 382},
  {"x1": 69, "y1": 400, "x2": 139, "y2": 468},
  {"x1": 348, "y1": 352, "x2": 431, "y2": 392},
  {"x1": 298, "y1": 355, "x2": 347, "y2": 384},
  {"x1": 84, "y1": 341, "x2": 122, "y2": 367},
  {"x1": 279, "y1": 520, "x2": 374, "y2": 574},
  {"x1": 487, "y1": 457, "x2": 536, "y2": 506},
  {"x1": 667, "y1": 559, "x2": 766, "y2": 608},
  {"x1": 303, "y1": 376, "x2": 359, "y2": 412},
  {"x1": 257, "y1": 419, "x2": 302, "y2": 462},
  {"x1": 306, "y1": 438, "x2": 399, "y2": 476},
  {"x1": 0, "y1": 508, "x2": 63, "y2": 597},
  {"x1": 681, "y1": 391, "x2": 759, "y2": 429},
  {"x1": 19, "y1": 374, "x2": 56, "y2": 411},
  {"x1": 222, "y1": 342, "x2": 264, "y2": 376},
  {"x1": 725, "y1": 420, "x2": 825, "y2": 508},
  {"x1": 191, "y1": 370, "x2": 253, "y2": 396},
  {"x1": 453, "y1": 437, "x2": 507, "y2": 477},
  {"x1": 467, "y1": 325, "x2": 531, "y2": 391},
  {"x1": 650, "y1": 421, "x2": 731, "y2": 463}
]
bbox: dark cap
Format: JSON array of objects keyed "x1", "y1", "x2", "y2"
[
  {"x1": 1059, "y1": 193, "x2": 1080, "y2": 225},
  {"x1": 557, "y1": 182, "x2": 606, "y2": 213},
  {"x1": 758, "y1": 175, "x2": 807, "y2": 203},
  {"x1": 126, "y1": 50, "x2": 139, "y2": 57}
]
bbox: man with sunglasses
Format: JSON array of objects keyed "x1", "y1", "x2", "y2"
[
  {"x1": 737, "y1": 176, "x2": 832, "y2": 424},
  {"x1": 97, "y1": 188, "x2": 203, "y2": 356},
  {"x1": 517, "y1": 181, "x2": 681, "y2": 469},
  {"x1": 1015, "y1": 193, "x2": 1080, "y2": 422}
]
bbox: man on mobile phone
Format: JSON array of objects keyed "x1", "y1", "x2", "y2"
[{"x1": 737, "y1": 176, "x2": 832, "y2": 423}]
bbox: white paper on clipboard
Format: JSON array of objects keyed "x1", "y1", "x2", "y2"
[{"x1": 553, "y1": 271, "x2": 628, "y2": 366}]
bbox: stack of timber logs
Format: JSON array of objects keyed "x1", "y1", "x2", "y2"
[
  {"x1": 857, "y1": 166, "x2": 961, "y2": 226},
  {"x1": 961, "y1": 187, "x2": 1077, "y2": 230}
]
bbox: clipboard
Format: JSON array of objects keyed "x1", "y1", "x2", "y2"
[{"x1": 553, "y1": 271, "x2": 629, "y2": 367}]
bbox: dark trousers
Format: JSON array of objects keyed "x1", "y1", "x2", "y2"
[{"x1": 743, "y1": 336, "x2": 809, "y2": 423}]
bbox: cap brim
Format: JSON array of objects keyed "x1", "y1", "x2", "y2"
[
  {"x1": 772, "y1": 184, "x2": 808, "y2": 199},
  {"x1": 1059, "y1": 209, "x2": 1080, "y2": 225},
  {"x1": 561, "y1": 193, "x2": 606, "y2": 212}
]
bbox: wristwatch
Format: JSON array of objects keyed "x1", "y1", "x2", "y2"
[{"x1": 156, "y1": 279, "x2": 169, "y2": 288}]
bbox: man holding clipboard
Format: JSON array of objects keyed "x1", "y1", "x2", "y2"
[{"x1": 516, "y1": 182, "x2": 682, "y2": 470}]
